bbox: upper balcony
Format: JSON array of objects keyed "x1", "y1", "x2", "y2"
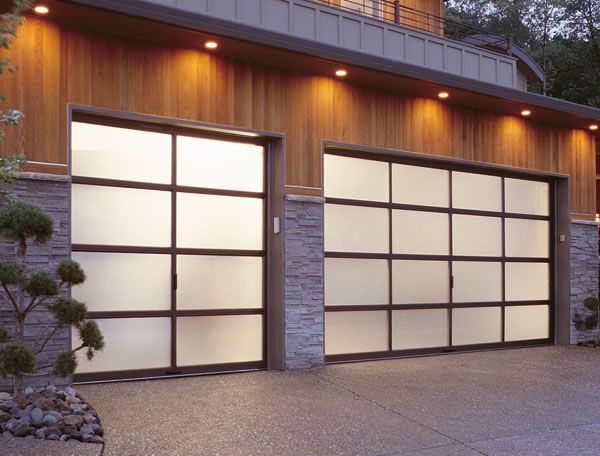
[{"x1": 127, "y1": 0, "x2": 540, "y2": 91}]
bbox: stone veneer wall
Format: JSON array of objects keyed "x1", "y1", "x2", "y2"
[
  {"x1": 570, "y1": 220, "x2": 600, "y2": 344},
  {"x1": 284, "y1": 195, "x2": 325, "y2": 369},
  {"x1": 0, "y1": 173, "x2": 71, "y2": 391}
]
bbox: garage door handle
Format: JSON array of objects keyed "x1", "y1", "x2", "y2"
[
  {"x1": 450, "y1": 276, "x2": 454, "y2": 288},
  {"x1": 173, "y1": 273, "x2": 178, "y2": 290}
]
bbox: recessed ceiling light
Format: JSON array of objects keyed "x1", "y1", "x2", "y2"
[
  {"x1": 590, "y1": 124, "x2": 599, "y2": 131},
  {"x1": 33, "y1": 5, "x2": 49, "y2": 14},
  {"x1": 335, "y1": 69, "x2": 348, "y2": 77},
  {"x1": 205, "y1": 41, "x2": 218, "y2": 50},
  {"x1": 438, "y1": 92, "x2": 449, "y2": 99},
  {"x1": 521, "y1": 109, "x2": 532, "y2": 117}
]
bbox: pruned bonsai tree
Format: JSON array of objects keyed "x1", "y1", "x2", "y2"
[{"x1": 0, "y1": 185, "x2": 105, "y2": 404}]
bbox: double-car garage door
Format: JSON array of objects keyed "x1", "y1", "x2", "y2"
[
  {"x1": 323, "y1": 149, "x2": 553, "y2": 361},
  {"x1": 70, "y1": 118, "x2": 266, "y2": 381},
  {"x1": 69, "y1": 115, "x2": 554, "y2": 381}
]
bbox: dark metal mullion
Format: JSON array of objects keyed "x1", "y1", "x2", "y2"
[
  {"x1": 324, "y1": 251, "x2": 549, "y2": 263},
  {"x1": 387, "y1": 162, "x2": 393, "y2": 353},
  {"x1": 171, "y1": 134, "x2": 178, "y2": 370},
  {"x1": 448, "y1": 171, "x2": 454, "y2": 348},
  {"x1": 324, "y1": 301, "x2": 552, "y2": 312},
  {"x1": 88, "y1": 308, "x2": 266, "y2": 319},
  {"x1": 71, "y1": 176, "x2": 265, "y2": 200},
  {"x1": 72, "y1": 245, "x2": 264, "y2": 257},
  {"x1": 501, "y1": 177, "x2": 506, "y2": 343}
]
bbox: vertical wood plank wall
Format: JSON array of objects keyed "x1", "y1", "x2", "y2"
[{"x1": 0, "y1": 18, "x2": 596, "y2": 217}]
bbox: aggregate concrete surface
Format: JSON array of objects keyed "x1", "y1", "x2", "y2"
[{"x1": 4, "y1": 346, "x2": 600, "y2": 455}]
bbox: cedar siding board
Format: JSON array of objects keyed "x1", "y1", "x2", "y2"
[{"x1": 0, "y1": 17, "x2": 596, "y2": 217}]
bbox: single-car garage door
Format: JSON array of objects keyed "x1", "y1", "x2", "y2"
[
  {"x1": 324, "y1": 149, "x2": 553, "y2": 362},
  {"x1": 70, "y1": 116, "x2": 266, "y2": 381}
]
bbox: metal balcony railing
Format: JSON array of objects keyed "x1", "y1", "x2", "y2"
[{"x1": 317, "y1": 0, "x2": 512, "y2": 55}]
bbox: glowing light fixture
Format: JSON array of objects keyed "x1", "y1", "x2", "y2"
[
  {"x1": 33, "y1": 5, "x2": 49, "y2": 14},
  {"x1": 521, "y1": 109, "x2": 532, "y2": 117},
  {"x1": 438, "y1": 92, "x2": 449, "y2": 99},
  {"x1": 590, "y1": 124, "x2": 599, "y2": 131},
  {"x1": 205, "y1": 41, "x2": 218, "y2": 50},
  {"x1": 335, "y1": 69, "x2": 348, "y2": 77}
]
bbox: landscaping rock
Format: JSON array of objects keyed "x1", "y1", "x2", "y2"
[
  {"x1": 64, "y1": 387, "x2": 76, "y2": 397},
  {"x1": 14, "y1": 423, "x2": 33, "y2": 437},
  {"x1": 30, "y1": 407, "x2": 43, "y2": 425},
  {"x1": 64, "y1": 415, "x2": 83, "y2": 427},
  {"x1": 0, "y1": 385, "x2": 103, "y2": 445},
  {"x1": 24, "y1": 387, "x2": 33, "y2": 396},
  {"x1": 43, "y1": 414, "x2": 58, "y2": 426}
]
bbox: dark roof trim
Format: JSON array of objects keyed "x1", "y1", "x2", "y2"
[
  {"x1": 67, "y1": 0, "x2": 600, "y2": 121},
  {"x1": 462, "y1": 35, "x2": 545, "y2": 84}
]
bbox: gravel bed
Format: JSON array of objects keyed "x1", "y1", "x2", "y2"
[{"x1": 0, "y1": 386, "x2": 104, "y2": 444}]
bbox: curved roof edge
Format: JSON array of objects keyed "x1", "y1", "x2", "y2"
[{"x1": 462, "y1": 35, "x2": 545, "y2": 84}]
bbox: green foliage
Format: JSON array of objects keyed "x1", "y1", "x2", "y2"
[
  {"x1": 0, "y1": 260, "x2": 22, "y2": 285},
  {"x1": 0, "y1": 327, "x2": 10, "y2": 343},
  {"x1": 0, "y1": 342, "x2": 35, "y2": 377},
  {"x1": 584, "y1": 297, "x2": 600, "y2": 311},
  {"x1": 52, "y1": 351, "x2": 77, "y2": 378},
  {"x1": 0, "y1": 201, "x2": 53, "y2": 247},
  {"x1": 25, "y1": 271, "x2": 58, "y2": 298},
  {"x1": 56, "y1": 259, "x2": 86, "y2": 285},
  {"x1": 0, "y1": 154, "x2": 26, "y2": 201},
  {"x1": 79, "y1": 320, "x2": 105, "y2": 359},
  {"x1": 52, "y1": 298, "x2": 87, "y2": 327},
  {"x1": 446, "y1": 0, "x2": 600, "y2": 107},
  {"x1": 573, "y1": 296, "x2": 600, "y2": 331}
]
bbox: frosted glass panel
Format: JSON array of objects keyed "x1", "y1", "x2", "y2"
[
  {"x1": 505, "y1": 262, "x2": 549, "y2": 301},
  {"x1": 452, "y1": 215, "x2": 502, "y2": 257},
  {"x1": 325, "y1": 258, "x2": 388, "y2": 305},
  {"x1": 505, "y1": 219, "x2": 549, "y2": 258},
  {"x1": 505, "y1": 305, "x2": 550, "y2": 341},
  {"x1": 392, "y1": 210, "x2": 449, "y2": 255},
  {"x1": 177, "y1": 256, "x2": 263, "y2": 309},
  {"x1": 177, "y1": 136, "x2": 264, "y2": 192},
  {"x1": 452, "y1": 307, "x2": 502, "y2": 345},
  {"x1": 325, "y1": 311, "x2": 388, "y2": 355},
  {"x1": 72, "y1": 184, "x2": 171, "y2": 247},
  {"x1": 177, "y1": 193, "x2": 263, "y2": 250},
  {"x1": 72, "y1": 252, "x2": 171, "y2": 312},
  {"x1": 392, "y1": 164, "x2": 449, "y2": 207},
  {"x1": 177, "y1": 315, "x2": 262, "y2": 366},
  {"x1": 74, "y1": 318, "x2": 171, "y2": 373},
  {"x1": 324, "y1": 154, "x2": 389, "y2": 202},
  {"x1": 505, "y1": 178, "x2": 549, "y2": 215},
  {"x1": 392, "y1": 260, "x2": 449, "y2": 304},
  {"x1": 452, "y1": 172, "x2": 502, "y2": 211},
  {"x1": 71, "y1": 122, "x2": 172, "y2": 184},
  {"x1": 325, "y1": 204, "x2": 388, "y2": 253},
  {"x1": 453, "y1": 262, "x2": 502, "y2": 302},
  {"x1": 392, "y1": 309, "x2": 448, "y2": 350}
]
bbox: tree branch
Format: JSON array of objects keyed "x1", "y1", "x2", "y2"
[
  {"x1": 33, "y1": 324, "x2": 63, "y2": 355},
  {"x1": 1, "y1": 283, "x2": 20, "y2": 315}
]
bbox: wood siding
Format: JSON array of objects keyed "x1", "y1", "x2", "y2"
[{"x1": 0, "y1": 18, "x2": 596, "y2": 217}]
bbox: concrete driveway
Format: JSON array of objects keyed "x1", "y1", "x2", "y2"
[{"x1": 5, "y1": 346, "x2": 600, "y2": 456}]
